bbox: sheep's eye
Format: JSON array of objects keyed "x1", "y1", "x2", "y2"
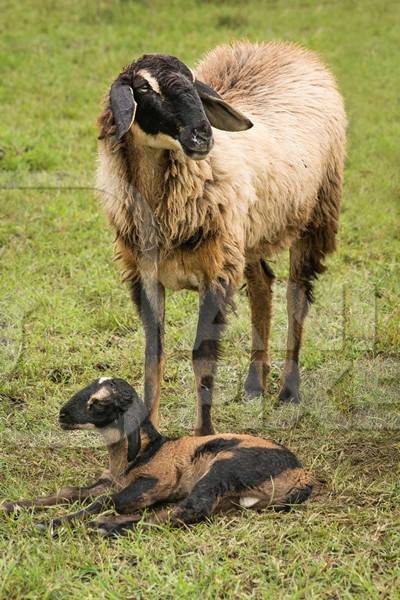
[{"x1": 136, "y1": 84, "x2": 151, "y2": 94}]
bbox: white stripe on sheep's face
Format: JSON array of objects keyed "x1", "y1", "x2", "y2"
[{"x1": 109, "y1": 54, "x2": 253, "y2": 160}]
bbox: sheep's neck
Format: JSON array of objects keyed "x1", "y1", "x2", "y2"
[
  {"x1": 128, "y1": 140, "x2": 169, "y2": 211},
  {"x1": 118, "y1": 133, "x2": 214, "y2": 255}
]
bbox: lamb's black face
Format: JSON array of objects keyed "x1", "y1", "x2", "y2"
[
  {"x1": 109, "y1": 53, "x2": 253, "y2": 159},
  {"x1": 59, "y1": 377, "x2": 141, "y2": 431}
]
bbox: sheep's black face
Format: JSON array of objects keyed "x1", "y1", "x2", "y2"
[
  {"x1": 59, "y1": 377, "x2": 142, "y2": 431},
  {"x1": 109, "y1": 53, "x2": 253, "y2": 159},
  {"x1": 127, "y1": 55, "x2": 213, "y2": 160}
]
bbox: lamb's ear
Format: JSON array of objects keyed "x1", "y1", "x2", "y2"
[
  {"x1": 195, "y1": 79, "x2": 253, "y2": 132},
  {"x1": 123, "y1": 412, "x2": 141, "y2": 462},
  {"x1": 110, "y1": 83, "x2": 137, "y2": 140}
]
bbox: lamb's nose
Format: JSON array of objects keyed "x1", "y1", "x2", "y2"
[{"x1": 59, "y1": 409, "x2": 69, "y2": 421}]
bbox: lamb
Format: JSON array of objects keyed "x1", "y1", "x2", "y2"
[
  {"x1": 96, "y1": 42, "x2": 346, "y2": 435},
  {"x1": 1, "y1": 377, "x2": 313, "y2": 535}
]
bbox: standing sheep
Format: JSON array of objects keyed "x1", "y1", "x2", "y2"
[{"x1": 96, "y1": 42, "x2": 346, "y2": 435}]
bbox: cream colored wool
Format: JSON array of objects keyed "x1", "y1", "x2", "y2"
[{"x1": 96, "y1": 41, "x2": 346, "y2": 292}]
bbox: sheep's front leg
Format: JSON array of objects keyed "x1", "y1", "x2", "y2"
[
  {"x1": 244, "y1": 259, "x2": 274, "y2": 397},
  {"x1": 1, "y1": 476, "x2": 112, "y2": 514},
  {"x1": 193, "y1": 282, "x2": 231, "y2": 436},
  {"x1": 130, "y1": 277, "x2": 165, "y2": 429}
]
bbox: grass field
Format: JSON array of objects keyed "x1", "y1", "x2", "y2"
[{"x1": 1, "y1": 0, "x2": 399, "y2": 597}]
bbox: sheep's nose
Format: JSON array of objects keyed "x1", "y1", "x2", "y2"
[
  {"x1": 179, "y1": 122, "x2": 213, "y2": 159},
  {"x1": 192, "y1": 123, "x2": 212, "y2": 144}
]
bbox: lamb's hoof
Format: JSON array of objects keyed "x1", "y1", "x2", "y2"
[
  {"x1": 99, "y1": 525, "x2": 128, "y2": 538},
  {"x1": 88, "y1": 521, "x2": 112, "y2": 536},
  {"x1": 90, "y1": 514, "x2": 141, "y2": 535},
  {"x1": 278, "y1": 385, "x2": 300, "y2": 404},
  {"x1": 0, "y1": 503, "x2": 21, "y2": 515},
  {"x1": 36, "y1": 518, "x2": 63, "y2": 534},
  {"x1": 91, "y1": 520, "x2": 135, "y2": 538}
]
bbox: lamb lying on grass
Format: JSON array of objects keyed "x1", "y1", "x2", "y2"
[{"x1": 1, "y1": 377, "x2": 312, "y2": 536}]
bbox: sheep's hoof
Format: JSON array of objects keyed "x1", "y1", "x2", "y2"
[
  {"x1": 88, "y1": 521, "x2": 111, "y2": 535},
  {"x1": 244, "y1": 363, "x2": 268, "y2": 399},
  {"x1": 244, "y1": 380, "x2": 265, "y2": 400},
  {"x1": 278, "y1": 384, "x2": 300, "y2": 404}
]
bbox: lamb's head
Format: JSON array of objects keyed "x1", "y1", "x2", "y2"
[
  {"x1": 107, "y1": 53, "x2": 253, "y2": 160},
  {"x1": 59, "y1": 377, "x2": 145, "y2": 461}
]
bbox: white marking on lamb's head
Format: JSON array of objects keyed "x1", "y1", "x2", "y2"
[
  {"x1": 58, "y1": 378, "x2": 144, "y2": 436},
  {"x1": 88, "y1": 384, "x2": 111, "y2": 406},
  {"x1": 108, "y1": 53, "x2": 253, "y2": 159}
]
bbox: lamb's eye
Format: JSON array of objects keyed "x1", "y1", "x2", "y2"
[{"x1": 89, "y1": 402, "x2": 106, "y2": 413}]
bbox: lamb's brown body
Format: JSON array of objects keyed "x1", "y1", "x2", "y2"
[
  {"x1": 116, "y1": 433, "x2": 310, "y2": 513},
  {"x1": 0, "y1": 431, "x2": 311, "y2": 535},
  {"x1": 96, "y1": 42, "x2": 346, "y2": 432},
  {"x1": 0, "y1": 378, "x2": 313, "y2": 534}
]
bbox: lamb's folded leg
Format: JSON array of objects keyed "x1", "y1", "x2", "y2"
[
  {"x1": 40, "y1": 475, "x2": 165, "y2": 532},
  {"x1": 37, "y1": 494, "x2": 113, "y2": 532},
  {"x1": 95, "y1": 473, "x2": 225, "y2": 536},
  {"x1": 1, "y1": 475, "x2": 112, "y2": 514}
]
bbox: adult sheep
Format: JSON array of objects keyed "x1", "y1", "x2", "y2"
[{"x1": 96, "y1": 41, "x2": 346, "y2": 435}]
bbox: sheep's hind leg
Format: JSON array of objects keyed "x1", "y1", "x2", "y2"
[
  {"x1": 244, "y1": 259, "x2": 274, "y2": 398},
  {"x1": 279, "y1": 230, "x2": 329, "y2": 403},
  {"x1": 192, "y1": 282, "x2": 232, "y2": 436}
]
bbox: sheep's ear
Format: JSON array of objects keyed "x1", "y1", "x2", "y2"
[
  {"x1": 123, "y1": 412, "x2": 141, "y2": 462},
  {"x1": 110, "y1": 83, "x2": 137, "y2": 140},
  {"x1": 195, "y1": 79, "x2": 253, "y2": 132}
]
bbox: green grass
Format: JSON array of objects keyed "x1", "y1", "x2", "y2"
[{"x1": 1, "y1": 0, "x2": 400, "y2": 597}]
